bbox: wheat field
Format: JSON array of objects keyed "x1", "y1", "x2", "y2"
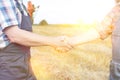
[{"x1": 30, "y1": 24, "x2": 112, "y2": 80}]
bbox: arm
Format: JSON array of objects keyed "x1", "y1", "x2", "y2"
[
  {"x1": 4, "y1": 26, "x2": 72, "y2": 50},
  {"x1": 0, "y1": 0, "x2": 72, "y2": 52},
  {"x1": 69, "y1": 4, "x2": 120, "y2": 46},
  {"x1": 69, "y1": 28, "x2": 100, "y2": 46}
]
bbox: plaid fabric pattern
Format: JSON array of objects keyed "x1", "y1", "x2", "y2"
[
  {"x1": 96, "y1": 3, "x2": 120, "y2": 39},
  {"x1": 0, "y1": 0, "x2": 24, "y2": 48}
]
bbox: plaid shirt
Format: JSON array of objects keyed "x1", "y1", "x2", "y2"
[
  {"x1": 0, "y1": 0, "x2": 26, "y2": 48},
  {"x1": 96, "y1": 3, "x2": 120, "y2": 39}
]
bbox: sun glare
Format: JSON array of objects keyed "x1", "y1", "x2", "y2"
[
  {"x1": 76, "y1": 0, "x2": 115, "y2": 24},
  {"x1": 33, "y1": 0, "x2": 115, "y2": 24}
]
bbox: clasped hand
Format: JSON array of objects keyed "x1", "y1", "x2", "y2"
[{"x1": 53, "y1": 36, "x2": 74, "y2": 52}]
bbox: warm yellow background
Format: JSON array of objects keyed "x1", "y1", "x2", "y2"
[{"x1": 31, "y1": 24, "x2": 111, "y2": 80}]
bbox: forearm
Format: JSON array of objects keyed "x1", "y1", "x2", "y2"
[
  {"x1": 4, "y1": 26, "x2": 57, "y2": 47},
  {"x1": 70, "y1": 28, "x2": 100, "y2": 45}
]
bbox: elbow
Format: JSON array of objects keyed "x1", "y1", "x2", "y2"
[
  {"x1": 4, "y1": 26, "x2": 22, "y2": 43},
  {"x1": 8, "y1": 35, "x2": 18, "y2": 43}
]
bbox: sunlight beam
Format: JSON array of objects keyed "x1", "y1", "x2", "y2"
[{"x1": 33, "y1": 0, "x2": 115, "y2": 24}]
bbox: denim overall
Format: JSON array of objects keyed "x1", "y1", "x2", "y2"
[
  {"x1": 0, "y1": 1, "x2": 36, "y2": 80},
  {"x1": 110, "y1": 17, "x2": 120, "y2": 80}
]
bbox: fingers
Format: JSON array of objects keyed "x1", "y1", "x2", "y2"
[
  {"x1": 60, "y1": 36, "x2": 66, "y2": 42},
  {"x1": 55, "y1": 36, "x2": 74, "y2": 52},
  {"x1": 61, "y1": 36, "x2": 74, "y2": 49},
  {"x1": 55, "y1": 47, "x2": 71, "y2": 53}
]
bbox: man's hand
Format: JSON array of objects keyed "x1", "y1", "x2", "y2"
[{"x1": 53, "y1": 36, "x2": 73, "y2": 52}]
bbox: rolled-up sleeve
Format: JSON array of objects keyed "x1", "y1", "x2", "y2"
[
  {"x1": 0, "y1": 0, "x2": 19, "y2": 31},
  {"x1": 96, "y1": 4, "x2": 120, "y2": 39}
]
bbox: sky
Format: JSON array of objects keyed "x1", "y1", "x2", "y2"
[{"x1": 23, "y1": 0, "x2": 115, "y2": 24}]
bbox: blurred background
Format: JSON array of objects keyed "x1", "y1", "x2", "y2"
[
  {"x1": 24, "y1": 0, "x2": 115, "y2": 24},
  {"x1": 23, "y1": 0, "x2": 116, "y2": 80}
]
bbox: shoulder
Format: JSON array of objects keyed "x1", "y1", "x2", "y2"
[{"x1": 0, "y1": 0, "x2": 16, "y2": 8}]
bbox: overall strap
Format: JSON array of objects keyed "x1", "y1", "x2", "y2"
[
  {"x1": 15, "y1": 0, "x2": 28, "y2": 15},
  {"x1": 14, "y1": 0, "x2": 32, "y2": 32}
]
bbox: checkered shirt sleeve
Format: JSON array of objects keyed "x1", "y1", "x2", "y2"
[
  {"x1": 96, "y1": 3, "x2": 120, "y2": 39},
  {"x1": 0, "y1": 0, "x2": 19, "y2": 30},
  {"x1": 0, "y1": 0, "x2": 20, "y2": 48}
]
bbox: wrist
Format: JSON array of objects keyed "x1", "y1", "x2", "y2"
[{"x1": 45, "y1": 37, "x2": 57, "y2": 47}]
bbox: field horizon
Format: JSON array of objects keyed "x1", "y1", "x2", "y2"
[{"x1": 31, "y1": 24, "x2": 112, "y2": 80}]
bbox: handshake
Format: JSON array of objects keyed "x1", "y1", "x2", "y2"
[{"x1": 52, "y1": 35, "x2": 78, "y2": 52}]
